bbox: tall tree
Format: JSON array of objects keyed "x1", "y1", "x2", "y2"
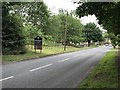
[
  {"x1": 25, "y1": 2, "x2": 50, "y2": 34},
  {"x1": 66, "y1": 14, "x2": 83, "y2": 44},
  {"x1": 54, "y1": 13, "x2": 84, "y2": 45},
  {"x1": 2, "y1": 2, "x2": 26, "y2": 54},
  {"x1": 83, "y1": 23, "x2": 102, "y2": 46},
  {"x1": 11, "y1": 1, "x2": 50, "y2": 34},
  {"x1": 47, "y1": 15, "x2": 62, "y2": 42},
  {"x1": 44, "y1": 12, "x2": 84, "y2": 45}
]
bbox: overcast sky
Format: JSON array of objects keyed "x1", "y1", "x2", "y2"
[{"x1": 43, "y1": 0, "x2": 106, "y2": 32}]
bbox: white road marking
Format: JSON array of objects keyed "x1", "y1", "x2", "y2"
[
  {"x1": 30, "y1": 64, "x2": 52, "y2": 72},
  {"x1": 58, "y1": 58, "x2": 70, "y2": 62},
  {"x1": 0, "y1": 76, "x2": 14, "y2": 82},
  {"x1": 68, "y1": 53, "x2": 72, "y2": 55},
  {"x1": 73, "y1": 55, "x2": 79, "y2": 58}
]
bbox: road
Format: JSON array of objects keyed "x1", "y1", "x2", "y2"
[{"x1": 1, "y1": 46, "x2": 111, "y2": 88}]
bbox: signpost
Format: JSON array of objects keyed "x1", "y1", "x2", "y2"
[{"x1": 34, "y1": 36, "x2": 42, "y2": 53}]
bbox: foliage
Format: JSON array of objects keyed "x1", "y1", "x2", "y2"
[
  {"x1": 23, "y1": 24, "x2": 43, "y2": 45},
  {"x1": 103, "y1": 32, "x2": 109, "y2": 38},
  {"x1": 2, "y1": 1, "x2": 88, "y2": 55},
  {"x1": 22, "y1": 2, "x2": 50, "y2": 34},
  {"x1": 83, "y1": 23, "x2": 102, "y2": 46},
  {"x1": 45, "y1": 12, "x2": 84, "y2": 45},
  {"x1": 108, "y1": 33, "x2": 119, "y2": 48},
  {"x1": 117, "y1": 34, "x2": 120, "y2": 46},
  {"x1": 66, "y1": 14, "x2": 84, "y2": 44},
  {"x1": 76, "y1": 2, "x2": 120, "y2": 35},
  {"x1": 2, "y1": 2, "x2": 26, "y2": 54},
  {"x1": 2, "y1": 1, "x2": 50, "y2": 55},
  {"x1": 47, "y1": 15, "x2": 62, "y2": 42},
  {"x1": 56, "y1": 13, "x2": 84, "y2": 44}
]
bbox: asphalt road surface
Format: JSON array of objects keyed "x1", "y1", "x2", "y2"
[{"x1": 1, "y1": 46, "x2": 111, "y2": 88}]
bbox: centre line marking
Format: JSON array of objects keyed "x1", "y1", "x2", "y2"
[
  {"x1": 58, "y1": 58, "x2": 70, "y2": 62},
  {"x1": 0, "y1": 76, "x2": 14, "y2": 82},
  {"x1": 73, "y1": 55, "x2": 79, "y2": 57},
  {"x1": 30, "y1": 64, "x2": 52, "y2": 72}
]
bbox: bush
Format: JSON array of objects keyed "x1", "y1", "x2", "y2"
[{"x1": 2, "y1": 3, "x2": 26, "y2": 55}]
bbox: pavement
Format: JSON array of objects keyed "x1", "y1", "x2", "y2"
[{"x1": 1, "y1": 46, "x2": 111, "y2": 88}]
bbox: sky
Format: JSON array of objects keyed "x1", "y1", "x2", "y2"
[
  {"x1": 43, "y1": 0, "x2": 79, "y2": 14},
  {"x1": 43, "y1": 0, "x2": 106, "y2": 32}
]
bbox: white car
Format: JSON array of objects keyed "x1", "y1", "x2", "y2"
[
  {"x1": 105, "y1": 44, "x2": 109, "y2": 46},
  {"x1": 109, "y1": 44, "x2": 113, "y2": 47}
]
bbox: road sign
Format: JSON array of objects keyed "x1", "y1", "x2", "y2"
[{"x1": 34, "y1": 36, "x2": 42, "y2": 52}]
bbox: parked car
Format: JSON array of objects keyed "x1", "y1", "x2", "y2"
[
  {"x1": 109, "y1": 44, "x2": 113, "y2": 47},
  {"x1": 105, "y1": 44, "x2": 109, "y2": 46}
]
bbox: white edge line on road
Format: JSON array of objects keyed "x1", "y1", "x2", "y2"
[
  {"x1": 0, "y1": 76, "x2": 14, "y2": 82},
  {"x1": 58, "y1": 58, "x2": 70, "y2": 62},
  {"x1": 30, "y1": 64, "x2": 52, "y2": 72}
]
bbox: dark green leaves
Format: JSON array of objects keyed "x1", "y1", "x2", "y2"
[
  {"x1": 76, "y1": 2, "x2": 120, "y2": 34},
  {"x1": 83, "y1": 23, "x2": 102, "y2": 43}
]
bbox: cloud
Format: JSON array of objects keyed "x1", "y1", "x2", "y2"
[
  {"x1": 80, "y1": 15, "x2": 98, "y2": 25},
  {"x1": 43, "y1": 0, "x2": 79, "y2": 14}
]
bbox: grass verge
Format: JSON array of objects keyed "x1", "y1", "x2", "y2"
[
  {"x1": 80, "y1": 48, "x2": 118, "y2": 88},
  {"x1": 2, "y1": 46, "x2": 94, "y2": 63}
]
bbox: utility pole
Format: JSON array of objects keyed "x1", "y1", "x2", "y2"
[
  {"x1": 64, "y1": 14, "x2": 66, "y2": 51},
  {"x1": 64, "y1": 11, "x2": 68, "y2": 51}
]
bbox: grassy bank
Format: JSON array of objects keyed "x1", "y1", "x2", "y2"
[
  {"x1": 80, "y1": 49, "x2": 118, "y2": 88},
  {"x1": 2, "y1": 46, "x2": 93, "y2": 63}
]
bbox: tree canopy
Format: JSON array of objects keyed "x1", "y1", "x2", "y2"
[
  {"x1": 83, "y1": 23, "x2": 102, "y2": 46},
  {"x1": 76, "y1": 1, "x2": 120, "y2": 35},
  {"x1": 2, "y1": 2, "x2": 26, "y2": 54}
]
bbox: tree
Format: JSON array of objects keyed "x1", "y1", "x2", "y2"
[
  {"x1": 83, "y1": 23, "x2": 102, "y2": 46},
  {"x1": 66, "y1": 14, "x2": 83, "y2": 44},
  {"x1": 46, "y1": 15, "x2": 62, "y2": 42},
  {"x1": 47, "y1": 12, "x2": 84, "y2": 45},
  {"x1": 23, "y1": 24, "x2": 43, "y2": 45},
  {"x1": 57, "y1": 12, "x2": 84, "y2": 44},
  {"x1": 108, "y1": 33, "x2": 119, "y2": 48},
  {"x1": 24, "y1": 2, "x2": 50, "y2": 34},
  {"x1": 11, "y1": 1, "x2": 50, "y2": 34},
  {"x1": 2, "y1": 2, "x2": 26, "y2": 54},
  {"x1": 76, "y1": 2, "x2": 120, "y2": 35}
]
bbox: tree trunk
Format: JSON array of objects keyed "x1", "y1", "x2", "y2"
[
  {"x1": 113, "y1": 45, "x2": 116, "y2": 48},
  {"x1": 88, "y1": 40, "x2": 91, "y2": 47}
]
